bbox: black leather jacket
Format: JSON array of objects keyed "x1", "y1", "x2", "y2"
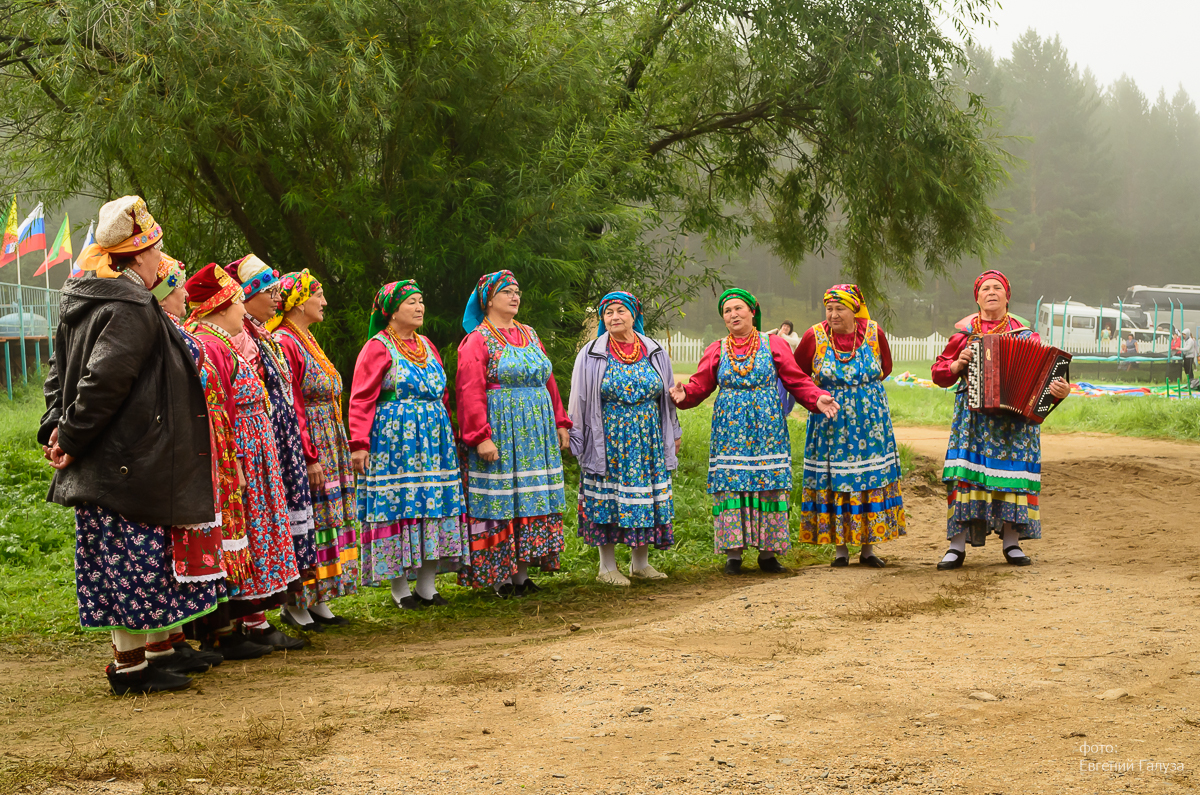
[{"x1": 39, "y1": 273, "x2": 214, "y2": 526}]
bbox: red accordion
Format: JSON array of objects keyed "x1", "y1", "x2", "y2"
[{"x1": 966, "y1": 335, "x2": 1071, "y2": 424}]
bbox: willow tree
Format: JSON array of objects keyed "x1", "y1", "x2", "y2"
[{"x1": 0, "y1": 0, "x2": 1005, "y2": 369}]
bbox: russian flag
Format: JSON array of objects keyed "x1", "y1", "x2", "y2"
[
  {"x1": 69, "y1": 221, "x2": 94, "y2": 278},
  {"x1": 16, "y1": 203, "x2": 45, "y2": 256}
]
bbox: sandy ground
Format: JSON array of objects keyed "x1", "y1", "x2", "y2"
[{"x1": 2, "y1": 428, "x2": 1198, "y2": 795}]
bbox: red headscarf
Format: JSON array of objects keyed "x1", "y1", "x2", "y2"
[
  {"x1": 185, "y1": 263, "x2": 243, "y2": 325},
  {"x1": 973, "y1": 270, "x2": 1010, "y2": 302}
]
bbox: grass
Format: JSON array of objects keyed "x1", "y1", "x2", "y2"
[{"x1": 885, "y1": 378, "x2": 1200, "y2": 442}]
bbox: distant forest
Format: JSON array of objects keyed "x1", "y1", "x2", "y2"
[{"x1": 678, "y1": 30, "x2": 1200, "y2": 339}]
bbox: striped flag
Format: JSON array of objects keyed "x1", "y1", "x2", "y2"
[
  {"x1": 34, "y1": 213, "x2": 73, "y2": 277},
  {"x1": 0, "y1": 198, "x2": 18, "y2": 267},
  {"x1": 69, "y1": 221, "x2": 94, "y2": 278},
  {"x1": 16, "y1": 202, "x2": 46, "y2": 256}
]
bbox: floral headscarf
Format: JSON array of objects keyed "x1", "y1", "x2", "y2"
[
  {"x1": 369, "y1": 280, "x2": 422, "y2": 338},
  {"x1": 151, "y1": 255, "x2": 187, "y2": 301},
  {"x1": 184, "y1": 263, "x2": 243, "y2": 325},
  {"x1": 823, "y1": 284, "x2": 871, "y2": 320},
  {"x1": 597, "y1": 290, "x2": 645, "y2": 337},
  {"x1": 462, "y1": 269, "x2": 518, "y2": 333},
  {"x1": 226, "y1": 254, "x2": 281, "y2": 300},
  {"x1": 266, "y1": 269, "x2": 321, "y2": 331}
]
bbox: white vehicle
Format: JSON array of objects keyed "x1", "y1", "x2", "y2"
[
  {"x1": 1036, "y1": 301, "x2": 1140, "y2": 352},
  {"x1": 1119, "y1": 284, "x2": 1200, "y2": 332}
]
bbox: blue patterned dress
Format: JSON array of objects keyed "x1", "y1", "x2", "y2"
[
  {"x1": 707, "y1": 333, "x2": 793, "y2": 554},
  {"x1": 578, "y1": 352, "x2": 674, "y2": 548},
  {"x1": 799, "y1": 321, "x2": 906, "y2": 546},
  {"x1": 461, "y1": 323, "x2": 565, "y2": 587},
  {"x1": 358, "y1": 333, "x2": 467, "y2": 584},
  {"x1": 942, "y1": 327, "x2": 1043, "y2": 545}
]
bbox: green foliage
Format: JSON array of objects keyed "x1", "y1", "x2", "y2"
[{"x1": 1, "y1": 0, "x2": 1006, "y2": 377}]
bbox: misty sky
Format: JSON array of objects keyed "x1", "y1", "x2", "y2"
[{"x1": 960, "y1": 0, "x2": 1199, "y2": 101}]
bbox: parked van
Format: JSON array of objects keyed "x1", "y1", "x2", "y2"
[{"x1": 1036, "y1": 301, "x2": 1139, "y2": 351}]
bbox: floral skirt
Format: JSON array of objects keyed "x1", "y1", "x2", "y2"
[
  {"x1": 712, "y1": 490, "x2": 791, "y2": 554},
  {"x1": 577, "y1": 516, "x2": 673, "y2": 549},
  {"x1": 360, "y1": 516, "x2": 468, "y2": 585},
  {"x1": 946, "y1": 481, "x2": 1041, "y2": 545},
  {"x1": 75, "y1": 504, "x2": 224, "y2": 633},
  {"x1": 457, "y1": 514, "x2": 563, "y2": 588},
  {"x1": 798, "y1": 481, "x2": 907, "y2": 547}
]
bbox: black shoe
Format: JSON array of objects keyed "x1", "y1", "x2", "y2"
[
  {"x1": 148, "y1": 650, "x2": 211, "y2": 675},
  {"x1": 394, "y1": 594, "x2": 423, "y2": 610},
  {"x1": 495, "y1": 582, "x2": 519, "y2": 598},
  {"x1": 174, "y1": 642, "x2": 223, "y2": 668},
  {"x1": 859, "y1": 555, "x2": 887, "y2": 568},
  {"x1": 281, "y1": 608, "x2": 325, "y2": 633},
  {"x1": 516, "y1": 579, "x2": 541, "y2": 595},
  {"x1": 757, "y1": 556, "x2": 790, "y2": 574},
  {"x1": 309, "y1": 611, "x2": 351, "y2": 627},
  {"x1": 246, "y1": 626, "x2": 307, "y2": 651},
  {"x1": 936, "y1": 549, "x2": 965, "y2": 570},
  {"x1": 106, "y1": 664, "x2": 192, "y2": 696},
  {"x1": 831, "y1": 556, "x2": 849, "y2": 568},
  {"x1": 1003, "y1": 546, "x2": 1033, "y2": 566},
  {"x1": 207, "y1": 632, "x2": 274, "y2": 660},
  {"x1": 724, "y1": 559, "x2": 743, "y2": 575},
  {"x1": 417, "y1": 593, "x2": 449, "y2": 607}
]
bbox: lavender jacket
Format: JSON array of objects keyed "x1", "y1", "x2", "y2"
[{"x1": 568, "y1": 332, "x2": 682, "y2": 476}]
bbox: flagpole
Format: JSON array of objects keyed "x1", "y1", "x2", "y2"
[
  {"x1": 15, "y1": 242, "x2": 26, "y2": 383},
  {"x1": 43, "y1": 221, "x2": 51, "y2": 363}
]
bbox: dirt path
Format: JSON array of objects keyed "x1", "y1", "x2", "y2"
[{"x1": 3, "y1": 429, "x2": 1198, "y2": 795}]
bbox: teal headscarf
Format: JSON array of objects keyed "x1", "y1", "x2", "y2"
[
  {"x1": 462, "y1": 270, "x2": 518, "y2": 333},
  {"x1": 597, "y1": 291, "x2": 644, "y2": 337}
]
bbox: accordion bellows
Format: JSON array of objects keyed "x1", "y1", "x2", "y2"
[{"x1": 967, "y1": 336, "x2": 1071, "y2": 424}]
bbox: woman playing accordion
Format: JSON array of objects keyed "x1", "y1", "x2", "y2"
[{"x1": 931, "y1": 271, "x2": 1071, "y2": 569}]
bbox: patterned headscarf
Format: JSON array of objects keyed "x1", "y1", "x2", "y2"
[
  {"x1": 369, "y1": 279, "x2": 422, "y2": 338},
  {"x1": 79, "y1": 196, "x2": 164, "y2": 279},
  {"x1": 225, "y1": 254, "x2": 281, "y2": 300},
  {"x1": 184, "y1": 263, "x2": 243, "y2": 325},
  {"x1": 823, "y1": 284, "x2": 871, "y2": 320},
  {"x1": 974, "y1": 270, "x2": 1011, "y2": 302},
  {"x1": 267, "y1": 269, "x2": 321, "y2": 331},
  {"x1": 151, "y1": 255, "x2": 187, "y2": 301},
  {"x1": 718, "y1": 287, "x2": 761, "y2": 330},
  {"x1": 597, "y1": 290, "x2": 644, "y2": 337},
  {"x1": 462, "y1": 269, "x2": 518, "y2": 333}
]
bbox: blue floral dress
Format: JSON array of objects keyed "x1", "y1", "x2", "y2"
[
  {"x1": 799, "y1": 321, "x2": 906, "y2": 546},
  {"x1": 708, "y1": 333, "x2": 792, "y2": 554},
  {"x1": 461, "y1": 323, "x2": 565, "y2": 587},
  {"x1": 942, "y1": 328, "x2": 1043, "y2": 545},
  {"x1": 358, "y1": 333, "x2": 467, "y2": 584},
  {"x1": 578, "y1": 353, "x2": 673, "y2": 548}
]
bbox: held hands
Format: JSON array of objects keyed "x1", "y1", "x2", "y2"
[
  {"x1": 816, "y1": 394, "x2": 840, "y2": 419},
  {"x1": 1049, "y1": 376, "x2": 1071, "y2": 400},
  {"x1": 950, "y1": 345, "x2": 974, "y2": 376},
  {"x1": 557, "y1": 427, "x2": 570, "y2": 451},
  {"x1": 351, "y1": 450, "x2": 370, "y2": 475},
  {"x1": 41, "y1": 426, "x2": 59, "y2": 464},
  {"x1": 307, "y1": 461, "x2": 326, "y2": 491},
  {"x1": 477, "y1": 439, "x2": 500, "y2": 463},
  {"x1": 668, "y1": 382, "x2": 687, "y2": 405}
]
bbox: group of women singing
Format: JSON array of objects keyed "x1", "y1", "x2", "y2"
[{"x1": 41, "y1": 196, "x2": 1070, "y2": 696}]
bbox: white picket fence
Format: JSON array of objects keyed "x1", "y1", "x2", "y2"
[{"x1": 653, "y1": 330, "x2": 952, "y2": 363}]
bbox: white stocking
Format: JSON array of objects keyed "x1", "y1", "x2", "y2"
[
  {"x1": 285, "y1": 604, "x2": 314, "y2": 625},
  {"x1": 630, "y1": 545, "x2": 649, "y2": 571},
  {"x1": 391, "y1": 576, "x2": 412, "y2": 602},
  {"x1": 834, "y1": 544, "x2": 849, "y2": 560},
  {"x1": 112, "y1": 629, "x2": 147, "y2": 672},
  {"x1": 415, "y1": 560, "x2": 438, "y2": 599},
  {"x1": 1001, "y1": 523, "x2": 1027, "y2": 558},
  {"x1": 941, "y1": 531, "x2": 966, "y2": 565},
  {"x1": 309, "y1": 603, "x2": 335, "y2": 619},
  {"x1": 598, "y1": 544, "x2": 618, "y2": 573}
]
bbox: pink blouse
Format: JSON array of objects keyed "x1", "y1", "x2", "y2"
[
  {"x1": 347, "y1": 337, "x2": 450, "y2": 452},
  {"x1": 675, "y1": 333, "x2": 829, "y2": 411}
]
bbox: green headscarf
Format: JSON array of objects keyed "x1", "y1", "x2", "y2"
[
  {"x1": 717, "y1": 288, "x2": 761, "y2": 330},
  {"x1": 368, "y1": 279, "x2": 422, "y2": 338}
]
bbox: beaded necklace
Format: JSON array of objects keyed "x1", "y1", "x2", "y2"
[
  {"x1": 281, "y1": 318, "x2": 345, "y2": 425},
  {"x1": 829, "y1": 323, "x2": 859, "y2": 363},
  {"x1": 970, "y1": 312, "x2": 1012, "y2": 340},
  {"x1": 200, "y1": 320, "x2": 272, "y2": 416},
  {"x1": 122, "y1": 269, "x2": 146, "y2": 289},
  {"x1": 608, "y1": 335, "x2": 644, "y2": 364},
  {"x1": 482, "y1": 317, "x2": 531, "y2": 348},
  {"x1": 724, "y1": 332, "x2": 760, "y2": 376},
  {"x1": 384, "y1": 326, "x2": 430, "y2": 369}
]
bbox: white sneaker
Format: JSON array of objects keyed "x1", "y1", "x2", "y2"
[
  {"x1": 630, "y1": 564, "x2": 667, "y2": 580},
  {"x1": 597, "y1": 568, "x2": 631, "y2": 586}
]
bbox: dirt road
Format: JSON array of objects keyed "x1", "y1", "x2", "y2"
[{"x1": 3, "y1": 428, "x2": 1198, "y2": 795}]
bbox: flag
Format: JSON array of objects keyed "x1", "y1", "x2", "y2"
[
  {"x1": 70, "y1": 221, "x2": 94, "y2": 278},
  {"x1": 0, "y1": 197, "x2": 17, "y2": 267},
  {"x1": 34, "y1": 213, "x2": 72, "y2": 277},
  {"x1": 16, "y1": 202, "x2": 45, "y2": 256}
]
